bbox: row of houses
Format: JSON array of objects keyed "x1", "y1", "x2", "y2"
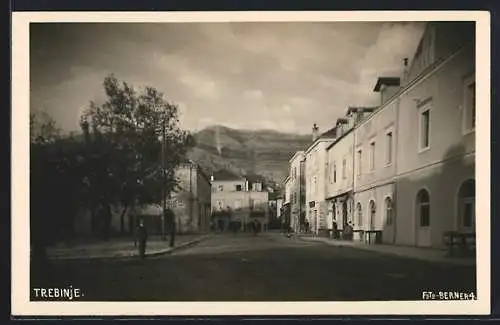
[{"x1": 283, "y1": 21, "x2": 476, "y2": 249}]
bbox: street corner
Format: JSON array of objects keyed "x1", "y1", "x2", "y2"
[{"x1": 146, "y1": 234, "x2": 213, "y2": 257}]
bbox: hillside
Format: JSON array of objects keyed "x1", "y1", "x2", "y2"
[{"x1": 187, "y1": 125, "x2": 312, "y2": 184}]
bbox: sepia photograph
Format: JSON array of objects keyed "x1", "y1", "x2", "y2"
[{"x1": 11, "y1": 11, "x2": 490, "y2": 316}]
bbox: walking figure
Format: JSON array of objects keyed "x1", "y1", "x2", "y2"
[{"x1": 135, "y1": 220, "x2": 148, "y2": 259}]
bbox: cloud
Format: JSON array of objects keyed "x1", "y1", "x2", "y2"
[
  {"x1": 30, "y1": 22, "x2": 426, "y2": 134},
  {"x1": 242, "y1": 89, "x2": 263, "y2": 101},
  {"x1": 282, "y1": 104, "x2": 292, "y2": 113}
]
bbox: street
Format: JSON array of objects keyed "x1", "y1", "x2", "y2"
[{"x1": 31, "y1": 233, "x2": 476, "y2": 301}]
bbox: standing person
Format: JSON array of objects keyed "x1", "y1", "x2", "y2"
[
  {"x1": 332, "y1": 219, "x2": 338, "y2": 239},
  {"x1": 344, "y1": 221, "x2": 353, "y2": 241},
  {"x1": 252, "y1": 218, "x2": 258, "y2": 236},
  {"x1": 167, "y1": 208, "x2": 176, "y2": 248},
  {"x1": 135, "y1": 220, "x2": 148, "y2": 259}
]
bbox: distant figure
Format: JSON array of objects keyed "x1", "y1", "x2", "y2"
[
  {"x1": 344, "y1": 222, "x2": 353, "y2": 241},
  {"x1": 252, "y1": 218, "x2": 259, "y2": 235},
  {"x1": 332, "y1": 220, "x2": 338, "y2": 239},
  {"x1": 135, "y1": 220, "x2": 148, "y2": 258}
]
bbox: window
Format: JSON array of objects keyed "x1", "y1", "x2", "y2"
[
  {"x1": 386, "y1": 131, "x2": 393, "y2": 165},
  {"x1": 293, "y1": 192, "x2": 297, "y2": 204},
  {"x1": 458, "y1": 179, "x2": 475, "y2": 229},
  {"x1": 217, "y1": 200, "x2": 225, "y2": 210},
  {"x1": 253, "y1": 183, "x2": 262, "y2": 191},
  {"x1": 417, "y1": 189, "x2": 430, "y2": 227},
  {"x1": 385, "y1": 197, "x2": 393, "y2": 225},
  {"x1": 419, "y1": 105, "x2": 431, "y2": 151},
  {"x1": 235, "y1": 184, "x2": 242, "y2": 191},
  {"x1": 357, "y1": 149, "x2": 362, "y2": 176},
  {"x1": 342, "y1": 158, "x2": 347, "y2": 179},
  {"x1": 218, "y1": 185, "x2": 224, "y2": 192},
  {"x1": 328, "y1": 162, "x2": 333, "y2": 184},
  {"x1": 356, "y1": 202, "x2": 363, "y2": 228},
  {"x1": 234, "y1": 199, "x2": 242, "y2": 210},
  {"x1": 369, "y1": 200, "x2": 376, "y2": 230},
  {"x1": 369, "y1": 141, "x2": 376, "y2": 170},
  {"x1": 333, "y1": 162, "x2": 337, "y2": 183},
  {"x1": 463, "y1": 78, "x2": 476, "y2": 133}
]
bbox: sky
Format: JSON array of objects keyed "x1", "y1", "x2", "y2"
[{"x1": 30, "y1": 21, "x2": 425, "y2": 135}]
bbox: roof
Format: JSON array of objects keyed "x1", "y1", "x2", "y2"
[
  {"x1": 346, "y1": 106, "x2": 377, "y2": 115},
  {"x1": 373, "y1": 77, "x2": 401, "y2": 92},
  {"x1": 336, "y1": 117, "x2": 348, "y2": 125},
  {"x1": 305, "y1": 126, "x2": 337, "y2": 154},
  {"x1": 177, "y1": 160, "x2": 211, "y2": 184},
  {"x1": 319, "y1": 126, "x2": 337, "y2": 139},
  {"x1": 243, "y1": 173, "x2": 264, "y2": 183},
  {"x1": 289, "y1": 151, "x2": 305, "y2": 163},
  {"x1": 268, "y1": 191, "x2": 282, "y2": 201},
  {"x1": 326, "y1": 126, "x2": 355, "y2": 151},
  {"x1": 212, "y1": 169, "x2": 244, "y2": 181},
  {"x1": 282, "y1": 175, "x2": 291, "y2": 185}
]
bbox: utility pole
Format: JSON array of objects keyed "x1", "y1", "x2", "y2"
[{"x1": 161, "y1": 115, "x2": 167, "y2": 241}]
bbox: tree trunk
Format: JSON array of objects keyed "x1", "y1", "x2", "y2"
[
  {"x1": 120, "y1": 205, "x2": 128, "y2": 235},
  {"x1": 102, "y1": 203, "x2": 112, "y2": 240}
]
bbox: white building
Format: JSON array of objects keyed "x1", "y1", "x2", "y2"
[
  {"x1": 325, "y1": 108, "x2": 374, "y2": 236},
  {"x1": 351, "y1": 21, "x2": 475, "y2": 247},
  {"x1": 393, "y1": 21, "x2": 475, "y2": 248},
  {"x1": 305, "y1": 124, "x2": 336, "y2": 235},
  {"x1": 288, "y1": 151, "x2": 306, "y2": 232}
]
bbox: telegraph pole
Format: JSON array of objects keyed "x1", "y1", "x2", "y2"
[{"x1": 161, "y1": 115, "x2": 167, "y2": 241}]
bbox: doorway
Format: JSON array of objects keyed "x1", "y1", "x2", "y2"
[{"x1": 415, "y1": 189, "x2": 431, "y2": 247}]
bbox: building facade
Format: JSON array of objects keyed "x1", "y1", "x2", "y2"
[
  {"x1": 350, "y1": 21, "x2": 475, "y2": 247},
  {"x1": 282, "y1": 22, "x2": 475, "y2": 248},
  {"x1": 305, "y1": 124, "x2": 336, "y2": 235},
  {"x1": 210, "y1": 169, "x2": 269, "y2": 232},
  {"x1": 288, "y1": 151, "x2": 306, "y2": 232},
  {"x1": 353, "y1": 93, "x2": 399, "y2": 243},
  {"x1": 281, "y1": 175, "x2": 292, "y2": 228},
  {"x1": 393, "y1": 21, "x2": 476, "y2": 248},
  {"x1": 167, "y1": 161, "x2": 212, "y2": 233},
  {"x1": 325, "y1": 117, "x2": 355, "y2": 234}
]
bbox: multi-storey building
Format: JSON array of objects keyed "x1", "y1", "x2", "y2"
[
  {"x1": 281, "y1": 175, "x2": 292, "y2": 228},
  {"x1": 210, "y1": 169, "x2": 269, "y2": 232},
  {"x1": 393, "y1": 21, "x2": 475, "y2": 248},
  {"x1": 325, "y1": 107, "x2": 375, "y2": 236},
  {"x1": 288, "y1": 151, "x2": 306, "y2": 232},
  {"x1": 305, "y1": 124, "x2": 337, "y2": 235},
  {"x1": 353, "y1": 83, "x2": 400, "y2": 243},
  {"x1": 351, "y1": 21, "x2": 475, "y2": 247},
  {"x1": 284, "y1": 21, "x2": 475, "y2": 248},
  {"x1": 167, "y1": 160, "x2": 212, "y2": 233}
]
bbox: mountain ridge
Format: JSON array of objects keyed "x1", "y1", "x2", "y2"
[{"x1": 188, "y1": 125, "x2": 312, "y2": 185}]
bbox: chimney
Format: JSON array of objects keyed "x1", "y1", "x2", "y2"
[
  {"x1": 335, "y1": 120, "x2": 342, "y2": 138},
  {"x1": 402, "y1": 57, "x2": 409, "y2": 82},
  {"x1": 312, "y1": 123, "x2": 320, "y2": 141}
]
